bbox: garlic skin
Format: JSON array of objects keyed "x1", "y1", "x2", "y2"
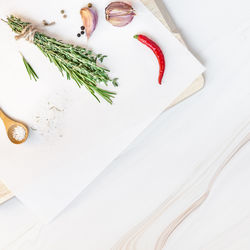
[
  {"x1": 80, "y1": 6, "x2": 98, "y2": 39},
  {"x1": 105, "y1": 2, "x2": 135, "y2": 27}
]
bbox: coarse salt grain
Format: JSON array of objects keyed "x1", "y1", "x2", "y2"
[
  {"x1": 12, "y1": 126, "x2": 26, "y2": 141},
  {"x1": 31, "y1": 92, "x2": 69, "y2": 140}
]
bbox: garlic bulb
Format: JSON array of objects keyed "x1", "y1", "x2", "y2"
[
  {"x1": 80, "y1": 5, "x2": 98, "y2": 39},
  {"x1": 105, "y1": 2, "x2": 135, "y2": 27}
]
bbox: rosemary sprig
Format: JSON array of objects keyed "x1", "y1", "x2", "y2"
[
  {"x1": 4, "y1": 15, "x2": 118, "y2": 104},
  {"x1": 21, "y1": 53, "x2": 38, "y2": 81}
]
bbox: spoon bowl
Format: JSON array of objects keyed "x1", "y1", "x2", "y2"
[
  {"x1": 7, "y1": 124, "x2": 29, "y2": 144},
  {"x1": 0, "y1": 109, "x2": 29, "y2": 144}
]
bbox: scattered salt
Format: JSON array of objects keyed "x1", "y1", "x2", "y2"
[
  {"x1": 12, "y1": 126, "x2": 26, "y2": 141},
  {"x1": 31, "y1": 92, "x2": 69, "y2": 140}
]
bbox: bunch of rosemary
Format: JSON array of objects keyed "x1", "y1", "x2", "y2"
[{"x1": 3, "y1": 15, "x2": 118, "y2": 104}]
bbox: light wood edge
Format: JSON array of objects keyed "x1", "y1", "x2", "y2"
[
  {"x1": 167, "y1": 75, "x2": 205, "y2": 109},
  {"x1": 0, "y1": 181, "x2": 13, "y2": 204}
]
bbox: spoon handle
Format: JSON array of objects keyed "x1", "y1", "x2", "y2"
[
  {"x1": 0, "y1": 109, "x2": 5, "y2": 120},
  {"x1": 0, "y1": 109, "x2": 13, "y2": 129}
]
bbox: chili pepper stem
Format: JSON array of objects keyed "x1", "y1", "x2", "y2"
[{"x1": 133, "y1": 35, "x2": 139, "y2": 39}]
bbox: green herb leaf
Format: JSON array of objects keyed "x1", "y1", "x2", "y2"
[
  {"x1": 20, "y1": 53, "x2": 39, "y2": 81},
  {"x1": 112, "y1": 78, "x2": 119, "y2": 87},
  {"x1": 99, "y1": 55, "x2": 107, "y2": 63}
]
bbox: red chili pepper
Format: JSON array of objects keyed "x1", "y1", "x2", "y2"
[{"x1": 134, "y1": 34, "x2": 165, "y2": 85}]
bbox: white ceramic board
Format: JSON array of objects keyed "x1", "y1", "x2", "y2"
[{"x1": 0, "y1": 0, "x2": 204, "y2": 222}]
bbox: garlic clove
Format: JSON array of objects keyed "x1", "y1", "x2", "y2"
[
  {"x1": 80, "y1": 6, "x2": 98, "y2": 39},
  {"x1": 105, "y1": 1, "x2": 135, "y2": 27}
]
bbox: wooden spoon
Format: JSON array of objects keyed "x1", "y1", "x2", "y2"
[{"x1": 0, "y1": 109, "x2": 28, "y2": 144}]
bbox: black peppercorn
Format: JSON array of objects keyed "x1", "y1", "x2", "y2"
[
  {"x1": 81, "y1": 26, "x2": 85, "y2": 30},
  {"x1": 81, "y1": 31, "x2": 85, "y2": 35},
  {"x1": 77, "y1": 33, "x2": 81, "y2": 37}
]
